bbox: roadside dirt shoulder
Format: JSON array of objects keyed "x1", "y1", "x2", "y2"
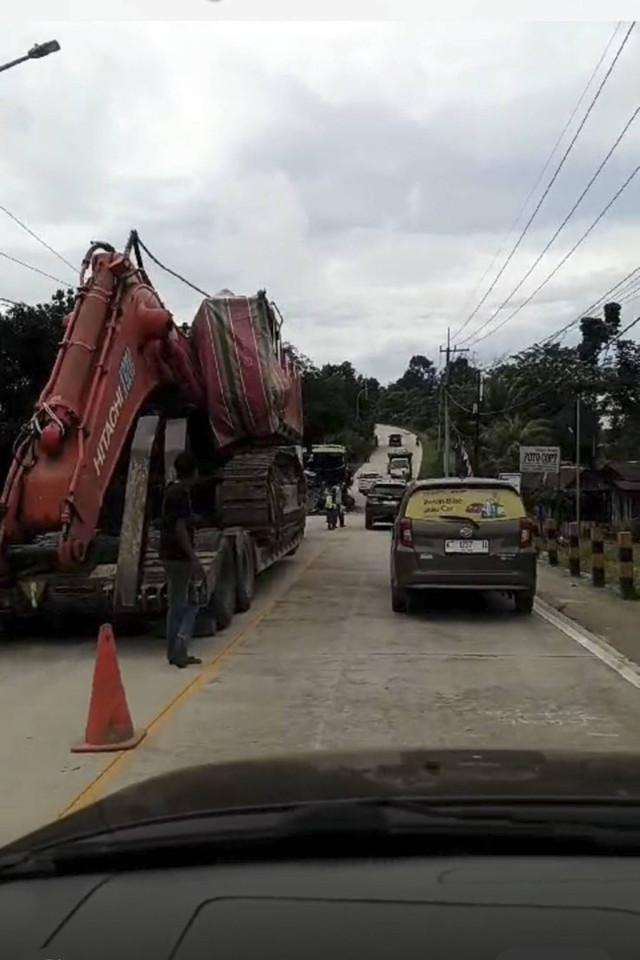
[{"x1": 537, "y1": 562, "x2": 640, "y2": 667}]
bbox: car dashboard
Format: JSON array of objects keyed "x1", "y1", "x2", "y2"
[{"x1": 2, "y1": 853, "x2": 636, "y2": 958}]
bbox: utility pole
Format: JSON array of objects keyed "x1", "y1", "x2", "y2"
[
  {"x1": 439, "y1": 328, "x2": 469, "y2": 477},
  {"x1": 576, "y1": 396, "x2": 581, "y2": 529},
  {"x1": 473, "y1": 370, "x2": 484, "y2": 476}
]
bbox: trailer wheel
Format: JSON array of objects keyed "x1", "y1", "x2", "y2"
[
  {"x1": 236, "y1": 539, "x2": 255, "y2": 613},
  {"x1": 210, "y1": 540, "x2": 236, "y2": 631}
]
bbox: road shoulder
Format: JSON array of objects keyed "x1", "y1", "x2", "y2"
[{"x1": 537, "y1": 561, "x2": 640, "y2": 667}]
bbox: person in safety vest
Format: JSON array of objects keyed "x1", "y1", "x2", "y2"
[{"x1": 324, "y1": 487, "x2": 338, "y2": 529}]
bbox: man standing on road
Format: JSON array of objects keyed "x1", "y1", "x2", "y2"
[{"x1": 160, "y1": 451, "x2": 205, "y2": 669}]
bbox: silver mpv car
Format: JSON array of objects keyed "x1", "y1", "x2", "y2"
[{"x1": 390, "y1": 477, "x2": 537, "y2": 615}]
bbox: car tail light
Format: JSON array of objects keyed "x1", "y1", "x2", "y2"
[
  {"x1": 399, "y1": 517, "x2": 414, "y2": 546},
  {"x1": 520, "y1": 519, "x2": 533, "y2": 547}
]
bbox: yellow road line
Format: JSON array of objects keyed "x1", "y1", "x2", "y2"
[{"x1": 57, "y1": 542, "x2": 326, "y2": 819}]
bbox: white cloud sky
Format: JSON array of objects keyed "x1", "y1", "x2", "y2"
[{"x1": 1, "y1": 19, "x2": 639, "y2": 382}]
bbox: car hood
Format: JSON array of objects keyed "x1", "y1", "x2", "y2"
[{"x1": 6, "y1": 747, "x2": 640, "y2": 854}]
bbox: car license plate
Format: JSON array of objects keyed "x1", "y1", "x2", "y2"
[
  {"x1": 383, "y1": 500, "x2": 397, "y2": 505},
  {"x1": 444, "y1": 539, "x2": 489, "y2": 554}
]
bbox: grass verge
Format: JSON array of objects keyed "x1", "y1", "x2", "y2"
[{"x1": 417, "y1": 434, "x2": 440, "y2": 479}]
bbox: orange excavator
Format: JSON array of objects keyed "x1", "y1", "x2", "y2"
[{"x1": 0, "y1": 231, "x2": 306, "y2": 630}]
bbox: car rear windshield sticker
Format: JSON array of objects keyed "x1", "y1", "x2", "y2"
[{"x1": 405, "y1": 488, "x2": 525, "y2": 522}]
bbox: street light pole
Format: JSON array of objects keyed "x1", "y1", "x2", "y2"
[
  {"x1": 576, "y1": 397, "x2": 581, "y2": 529},
  {"x1": 355, "y1": 383, "x2": 368, "y2": 421},
  {"x1": 473, "y1": 370, "x2": 483, "y2": 476},
  {"x1": 0, "y1": 40, "x2": 60, "y2": 75}
]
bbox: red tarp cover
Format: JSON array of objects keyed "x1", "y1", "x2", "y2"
[{"x1": 191, "y1": 292, "x2": 303, "y2": 450}]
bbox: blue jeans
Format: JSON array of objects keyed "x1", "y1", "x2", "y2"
[{"x1": 163, "y1": 560, "x2": 200, "y2": 663}]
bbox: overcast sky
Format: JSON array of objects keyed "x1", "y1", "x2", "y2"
[{"x1": 1, "y1": 20, "x2": 639, "y2": 382}]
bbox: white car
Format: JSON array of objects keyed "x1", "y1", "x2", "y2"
[
  {"x1": 358, "y1": 471, "x2": 383, "y2": 494},
  {"x1": 389, "y1": 466, "x2": 409, "y2": 481}
]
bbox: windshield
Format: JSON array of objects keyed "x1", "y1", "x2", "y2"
[{"x1": 2, "y1": 14, "x2": 640, "y2": 857}]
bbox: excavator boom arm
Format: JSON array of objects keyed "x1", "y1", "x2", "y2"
[{"x1": 0, "y1": 241, "x2": 203, "y2": 573}]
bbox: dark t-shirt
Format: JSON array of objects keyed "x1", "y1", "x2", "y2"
[{"x1": 159, "y1": 481, "x2": 194, "y2": 561}]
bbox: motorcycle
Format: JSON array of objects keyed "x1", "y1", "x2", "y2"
[
  {"x1": 342, "y1": 488, "x2": 355, "y2": 512},
  {"x1": 326, "y1": 504, "x2": 339, "y2": 530}
]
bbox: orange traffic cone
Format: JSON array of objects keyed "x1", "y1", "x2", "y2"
[{"x1": 71, "y1": 623, "x2": 146, "y2": 753}]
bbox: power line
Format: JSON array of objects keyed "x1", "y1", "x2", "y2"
[
  {"x1": 0, "y1": 249, "x2": 71, "y2": 287},
  {"x1": 612, "y1": 314, "x2": 640, "y2": 340},
  {"x1": 446, "y1": 271, "x2": 640, "y2": 421},
  {"x1": 450, "y1": 21, "x2": 623, "y2": 341},
  {"x1": 0, "y1": 203, "x2": 76, "y2": 276},
  {"x1": 617, "y1": 278, "x2": 640, "y2": 302},
  {"x1": 447, "y1": 373, "x2": 555, "y2": 420},
  {"x1": 540, "y1": 265, "x2": 640, "y2": 347},
  {"x1": 132, "y1": 231, "x2": 212, "y2": 299},
  {"x1": 486, "y1": 380, "x2": 566, "y2": 416},
  {"x1": 608, "y1": 269, "x2": 640, "y2": 300},
  {"x1": 475, "y1": 263, "x2": 640, "y2": 376},
  {"x1": 468, "y1": 161, "x2": 640, "y2": 347},
  {"x1": 471, "y1": 282, "x2": 640, "y2": 414},
  {"x1": 445, "y1": 388, "x2": 472, "y2": 414},
  {"x1": 462, "y1": 103, "x2": 640, "y2": 346},
  {"x1": 456, "y1": 21, "x2": 636, "y2": 346}
]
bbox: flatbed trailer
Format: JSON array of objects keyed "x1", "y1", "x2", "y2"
[{"x1": 0, "y1": 414, "x2": 306, "y2": 632}]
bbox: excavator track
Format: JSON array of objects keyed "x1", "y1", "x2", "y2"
[
  {"x1": 137, "y1": 447, "x2": 305, "y2": 607},
  {"x1": 220, "y1": 447, "x2": 306, "y2": 550}
]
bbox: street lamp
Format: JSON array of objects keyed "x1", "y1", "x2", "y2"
[
  {"x1": 355, "y1": 385, "x2": 369, "y2": 421},
  {"x1": 0, "y1": 40, "x2": 60, "y2": 75}
]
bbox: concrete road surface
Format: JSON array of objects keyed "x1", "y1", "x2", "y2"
[
  {"x1": 3, "y1": 425, "x2": 640, "y2": 844},
  {"x1": 354, "y1": 423, "x2": 422, "y2": 506}
]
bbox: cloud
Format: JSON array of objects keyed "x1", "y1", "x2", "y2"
[{"x1": 0, "y1": 20, "x2": 639, "y2": 383}]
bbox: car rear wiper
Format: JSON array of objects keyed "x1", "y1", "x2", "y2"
[{"x1": 439, "y1": 514, "x2": 480, "y2": 528}]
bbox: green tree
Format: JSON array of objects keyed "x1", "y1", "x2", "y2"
[
  {"x1": 601, "y1": 336, "x2": 640, "y2": 458},
  {"x1": 299, "y1": 359, "x2": 379, "y2": 463},
  {"x1": 376, "y1": 354, "x2": 440, "y2": 433},
  {"x1": 481, "y1": 413, "x2": 553, "y2": 474},
  {"x1": 0, "y1": 290, "x2": 75, "y2": 481}
]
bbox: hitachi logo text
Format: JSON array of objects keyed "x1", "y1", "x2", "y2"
[
  {"x1": 93, "y1": 348, "x2": 135, "y2": 476},
  {"x1": 93, "y1": 385, "x2": 125, "y2": 476}
]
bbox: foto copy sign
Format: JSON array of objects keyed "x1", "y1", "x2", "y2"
[{"x1": 519, "y1": 446, "x2": 560, "y2": 474}]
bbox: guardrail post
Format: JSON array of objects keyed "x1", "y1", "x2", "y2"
[
  {"x1": 618, "y1": 531, "x2": 635, "y2": 599},
  {"x1": 546, "y1": 518, "x2": 558, "y2": 566},
  {"x1": 569, "y1": 522, "x2": 580, "y2": 577},
  {"x1": 590, "y1": 525, "x2": 604, "y2": 588}
]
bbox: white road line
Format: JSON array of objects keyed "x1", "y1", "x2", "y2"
[{"x1": 535, "y1": 597, "x2": 640, "y2": 692}]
